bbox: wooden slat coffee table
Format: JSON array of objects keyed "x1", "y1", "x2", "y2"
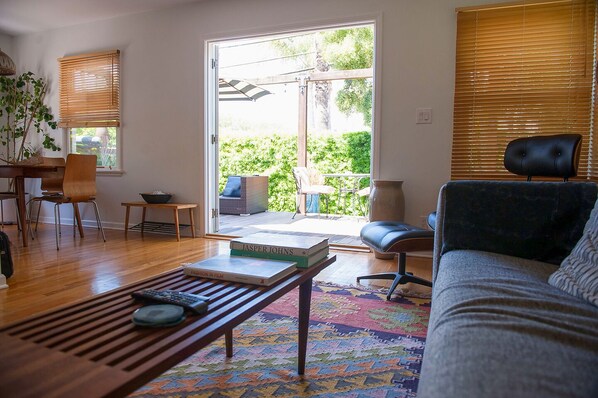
[{"x1": 0, "y1": 255, "x2": 336, "y2": 398}]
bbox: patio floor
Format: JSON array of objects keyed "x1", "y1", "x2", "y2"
[{"x1": 217, "y1": 211, "x2": 369, "y2": 248}]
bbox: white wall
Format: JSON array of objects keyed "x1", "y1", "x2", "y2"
[
  {"x1": 0, "y1": 34, "x2": 13, "y2": 192},
  {"x1": 0, "y1": 33, "x2": 12, "y2": 54},
  {"x1": 11, "y1": 0, "x2": 497, "y2": 232}
]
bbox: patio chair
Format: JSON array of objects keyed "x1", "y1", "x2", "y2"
[
  {"x1": 219, "y1": 175, "x2": 268, "y2": 215},
  {"x1": 292, "y1": 167, "x2": 335, "y2": 219},
  {"x1": 356, "y1": 186, "x2": 370, "y2": 218}
]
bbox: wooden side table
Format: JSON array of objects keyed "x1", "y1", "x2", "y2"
[{"x1": 122, "y1": 202, "x2": 197, "y2": 241}]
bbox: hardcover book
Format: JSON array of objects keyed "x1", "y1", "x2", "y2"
[
  {"x1": 230, "y1": 232, "x2": 329, "y2": 256},
  {"x1": 183, "y1": 254, "x2": 297, "y2": 286},
  {"x1": 230, "y1": 246, "x2": 329, "y2": 268}
]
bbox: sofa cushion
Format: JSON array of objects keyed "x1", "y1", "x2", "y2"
[
  {"x1": 221, "y1": 176, "x2": 241, "y2": 197},
  {"x1": 418, "y1": 250, "x2": 598, "y2": 398},
  {"x1": 549, "y1": 200, "x2": 598, "y2": 307}
]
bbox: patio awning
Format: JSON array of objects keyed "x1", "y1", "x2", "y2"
[{"x1": 218, "y1": 78, "x2": 272, "y2": 102}]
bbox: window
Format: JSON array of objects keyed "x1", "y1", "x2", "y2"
[
  {"x1": 451, "y1": 0, "x2": 597, "y2": 180},
  {"x1": 58, "y1": 50, "x2": 121, "y2": 170}
]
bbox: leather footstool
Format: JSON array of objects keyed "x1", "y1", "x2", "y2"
[{"x1": 359, "y1": 221, "x2": 434, "y2": 300}]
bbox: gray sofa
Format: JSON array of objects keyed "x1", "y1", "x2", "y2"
[{"x1": 418, "y1": 181, "x2": 598, "y2": 398}]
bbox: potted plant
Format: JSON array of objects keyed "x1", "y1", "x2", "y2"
[{"x1": 0, "y1": 71, "x2": 60, "y2": 165}]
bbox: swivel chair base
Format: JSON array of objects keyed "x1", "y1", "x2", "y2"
[{"x1": 357, "y1": 253, "x2": 432, "y2": 300}]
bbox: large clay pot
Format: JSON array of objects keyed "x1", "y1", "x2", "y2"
[{"x1": 368, "y1": 180, "x2": 405, "y2": 259}]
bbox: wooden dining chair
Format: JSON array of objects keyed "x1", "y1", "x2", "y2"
[
  {"x1": 28, "y1": 157, "x2": 66, "y2": 234},
  {"x1": 30, "y1": 154, "x2": 106, "y2": 250}
]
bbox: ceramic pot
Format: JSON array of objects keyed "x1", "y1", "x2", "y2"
[{"x1": 368, "y1": 180, "x2": 405, "y2": 259}]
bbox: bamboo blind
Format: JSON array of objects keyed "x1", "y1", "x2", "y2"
[
  {"x1": 58, "y1": 50, "x2": 120, "y2": 128},
  {"x1": 451, "y1": 0, "x2": 597, "y2": 180}
]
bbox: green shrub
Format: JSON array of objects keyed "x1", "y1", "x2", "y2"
[{"x1": 219, "y1": 131, "x2": 371, "y2": 215}]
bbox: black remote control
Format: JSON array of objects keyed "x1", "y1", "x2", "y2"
[{"x1": 131, "y1": 289, "x2": 210, "y2": 314}]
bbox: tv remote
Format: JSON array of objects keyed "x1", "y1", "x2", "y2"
[{"x1": 131, "y1": 289, "x2": 210, "y2": 314}]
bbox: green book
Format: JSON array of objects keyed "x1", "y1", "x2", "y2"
[
  {"x1": 230, "y1": 246, "x2": 329, "y2": 268},
  {"x1": 230, "y1": 232, "x2": 329, "y2": 256}
]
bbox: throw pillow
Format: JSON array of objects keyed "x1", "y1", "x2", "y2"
[
  {"x1": 548, "y1": 199, "x2": 598, "y2": 307},
  {"x1": 221, "y1": 176, "x2": 242, "y2": 198}
]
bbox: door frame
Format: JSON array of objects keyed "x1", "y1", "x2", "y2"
[{"x1": 204, "y1": 17, "x2": 381, "y2": 235}]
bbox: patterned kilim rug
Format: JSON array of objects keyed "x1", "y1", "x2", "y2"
[{"x1": 130, "y1": 283, "x2": 431, "y2": 398}]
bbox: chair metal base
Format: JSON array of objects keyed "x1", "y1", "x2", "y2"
[
  {"x1": 28, "y1": 199, "x2": 106, "y2": 250},
  {"x1": 357, "y1": 252, "x2": 432, "y2": 300}
]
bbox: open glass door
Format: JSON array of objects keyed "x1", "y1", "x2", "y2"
[{"x1": 206, "y1": 43, "x2": 220, "y2": 233}]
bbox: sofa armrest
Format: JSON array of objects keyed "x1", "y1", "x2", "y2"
[{"x1": 432, "y1": 181, "x2": 597, "y2": 282}]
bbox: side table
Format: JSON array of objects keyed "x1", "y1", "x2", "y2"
[{"x1": 122, "y1": 202, "x2": 197, "y2": 241}]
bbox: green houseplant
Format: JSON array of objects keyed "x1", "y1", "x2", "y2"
[{"x1": 0, "y1": 72, "x2": 60, "y2": 164}]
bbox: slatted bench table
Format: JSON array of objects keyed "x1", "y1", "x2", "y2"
[
  {"x1": 122, "y1": 202, "x2": 198, "y2": 241},
  {"x1": 0, "y1": 255, "x2": 336, "y2": 398}
]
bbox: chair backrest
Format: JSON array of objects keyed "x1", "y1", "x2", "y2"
[
  {"x1": 40, "y1": 156, "x2": 66, "y2": 193},
  {"x1": 62, "y1": 154, "x2": 97, "y2": 202},
  {"x1": 504, "y1": 134, "x2": 582, "y2": 181},
  {"x1": 292, "y1": 167, "x2": 311, "y2": 193}
]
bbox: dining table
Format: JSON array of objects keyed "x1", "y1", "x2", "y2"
[{"x1": 0, "y1": 163, "x2": 65, "y2": 247}]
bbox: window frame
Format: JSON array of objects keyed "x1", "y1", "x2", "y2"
[{"x1": 58, "y1": 50, "x2": 122, "y2": 172}]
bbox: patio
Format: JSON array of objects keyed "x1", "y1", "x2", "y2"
[{"x1": 216, "y1": 211, "x2": 369, "y2": 248}]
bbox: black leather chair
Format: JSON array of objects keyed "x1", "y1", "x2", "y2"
[
  {"x1": 504, "y1": 134, "x2": 582, "y2": 181},
  {"x1": 359, "y1": 222, "x2": 434, "y2": 300}
]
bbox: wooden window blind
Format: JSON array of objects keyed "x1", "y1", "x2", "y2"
[
  {"x1": 58, "y1": 50, "x2": 120, "y2": 128},
  {"x1": 452, "y1": 0, "x2": 596, "y2": 180}
]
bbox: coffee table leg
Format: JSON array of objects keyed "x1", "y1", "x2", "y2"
[
  {"x1": 298, "y1": 277, "x2": 313, "y2": 375},
  {"x1": 225, "y1": 329, "x2": 233, "y2": 357}
]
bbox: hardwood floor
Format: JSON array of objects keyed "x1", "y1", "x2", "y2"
[{"x1": 0, "y1": 224, "x2": 432, "y2": 325}]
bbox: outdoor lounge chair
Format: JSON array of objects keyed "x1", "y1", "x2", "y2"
[{"x1": 219, "y1": 175, "x2": 268, "y2": 215}]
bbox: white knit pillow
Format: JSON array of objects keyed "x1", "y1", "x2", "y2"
[{"x1": 549, "y1": 200, "x2": 598, "y2": 307}]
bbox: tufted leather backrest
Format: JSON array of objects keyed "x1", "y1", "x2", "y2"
[{"x1": 504, "y1": 134, "x2": 582, "y2": 181}]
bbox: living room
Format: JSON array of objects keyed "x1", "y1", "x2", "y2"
[
  {"x1": 0, "y1": 0, "x2": 478, "y2": 232},
  {"x1": 1, "y1": 0, "x2": 597, "y2": 397}
]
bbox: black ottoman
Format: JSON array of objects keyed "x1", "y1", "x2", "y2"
[{"x1": 359, "y1": 221, "x2": 434, "y2": 300}]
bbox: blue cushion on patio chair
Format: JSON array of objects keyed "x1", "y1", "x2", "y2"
[{"x1": 221, "y1": 176, "x2": 242, "y2": 197}]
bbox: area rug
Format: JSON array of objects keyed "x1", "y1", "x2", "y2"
[{"x1": 130, "y1": 283, "x2": 431, "y2": 398}]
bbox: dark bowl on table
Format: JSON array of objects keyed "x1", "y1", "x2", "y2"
[{"x1": 140, "y1": 193, "x2": 173, "y2": 204}]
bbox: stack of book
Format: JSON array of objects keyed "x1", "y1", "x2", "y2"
[
  {"x1": 182, "y1": 233, "x2": 329, "y2": 287},
  {"x1": 229, "y1": 232, "x2": 329, "y2": 268}
]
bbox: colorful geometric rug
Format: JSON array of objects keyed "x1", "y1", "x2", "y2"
[{"x1": 130, "y1": 283, "x2": 431, "y2": 398}]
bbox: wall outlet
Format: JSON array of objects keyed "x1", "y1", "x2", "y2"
[{"x1": 416, "y1": 108, "x2": 432, "y2": 124}]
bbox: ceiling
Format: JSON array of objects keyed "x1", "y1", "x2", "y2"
[{"x1": 0, "y1": 0, "x2": 205, "y2": 36}]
